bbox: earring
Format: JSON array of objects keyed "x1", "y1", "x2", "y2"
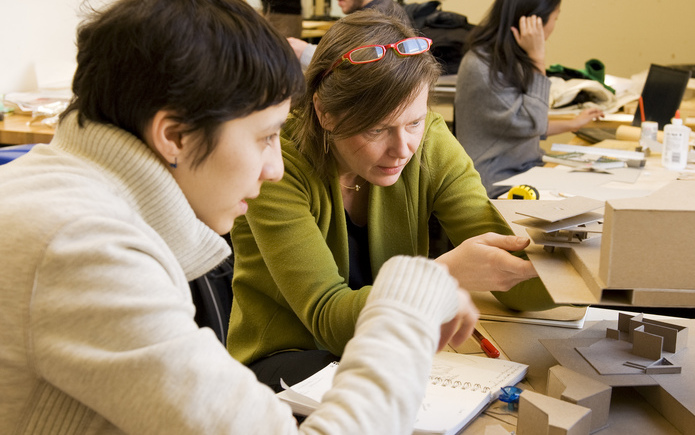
[
  {"x1": 169, "y1": 157, "x2": 178, "y2": 169},
  {"x1": 323, "y1": 130, "x2": 330, "y2": 154}
]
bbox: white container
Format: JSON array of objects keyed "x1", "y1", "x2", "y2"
[
  {"x1": 661, "y1": 114, "x2": 691, "y2": 171},
  {"x1": 639, "y1": 121, "x2": 659, "y2": 153}
]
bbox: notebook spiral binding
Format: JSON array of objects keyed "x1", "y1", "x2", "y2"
[{"x1": 429, "y1": 376, "x2": 491, "y2": 393}]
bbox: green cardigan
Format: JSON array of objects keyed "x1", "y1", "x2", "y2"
[{"x1": 228, "y1": 111, "x2": 555, "y2": 365}]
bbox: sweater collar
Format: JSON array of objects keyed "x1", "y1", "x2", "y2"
[{"x1": 51, "y1": 112, "x2": 231, "y2": 280}]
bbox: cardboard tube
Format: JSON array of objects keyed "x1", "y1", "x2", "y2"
[{"x1": 616, "y1": 125, "x2": 665, "y2": 142}]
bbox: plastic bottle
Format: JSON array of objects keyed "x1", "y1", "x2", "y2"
[
  {"x1": 638, "y1": 121, "x2": 659, "y2": 153},
  {"x1": 661, "y1": 111, "x2": 691, "y2": 171}
]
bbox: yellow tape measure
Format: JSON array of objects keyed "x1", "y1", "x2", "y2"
[{"x1": 507, "y1": 184, "x2": 540, "y2": 200}]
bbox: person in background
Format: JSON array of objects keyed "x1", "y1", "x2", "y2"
[
  {"x1": 337, "y1": 0, "x2": 404, "y2": 15},
  {"x1": 262, "y1": 0, "x2": 303, "y2": 38},
  {"x1": 0, "y1": 0, "x2": 478, "y2": 433},
  {"x1": 288, "y1": 0, "x2": 409, "y2": 69},
  {"x1": 228, "y1": 9, "x2": 556, "y2": 393},
  {"x1": 455, "y1": 0, "x2": 603, "y2": 198}
]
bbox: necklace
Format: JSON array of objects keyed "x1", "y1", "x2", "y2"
[{"x1": 339, "y1": 182, "x2": 363, "y2": 192}]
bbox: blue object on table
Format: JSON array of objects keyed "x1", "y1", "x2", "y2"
[
  {"x1": 0, "y1": 144, "x2": 35, "y2": 165},
  {"x1": 499, "y1": 385, "x2": 523, "y2": 411}
]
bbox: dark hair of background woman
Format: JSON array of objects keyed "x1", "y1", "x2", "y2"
[{"x1": 467, "y1": 0, "x2": 561, "y2": 93}]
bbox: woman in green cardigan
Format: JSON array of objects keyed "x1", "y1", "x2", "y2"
[{"x1": 228, "y1": 9, "x2": 556, "y2": 391}]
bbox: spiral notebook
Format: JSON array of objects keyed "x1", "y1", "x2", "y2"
[{"x1": 276, "y1": 352, "x2": 528, "y2": 435}]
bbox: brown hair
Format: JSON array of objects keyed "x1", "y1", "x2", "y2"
[{"x1": 291, "y1": 9, "x2": 441, "y2": 178}]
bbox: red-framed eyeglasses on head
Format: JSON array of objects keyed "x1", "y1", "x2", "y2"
[{"x1": 321, "y1": 37, "x2": 433, "y2": 80}]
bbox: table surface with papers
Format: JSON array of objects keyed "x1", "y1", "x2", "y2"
[
  {"x1": 496, "y1": 133, "x2": 694, "y2": 202},
  {"x1": 457, "y1": 131, "x2": 694, "y2": 434}
]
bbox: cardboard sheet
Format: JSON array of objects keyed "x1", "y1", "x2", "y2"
[
  {"x1": 513, "y1": 212, "x2": 603, "y2": 233},
  {"x1": 575, "y1": 338, "x2": 654, "y2": 375},
  {"x1": 513, "y1": 196, "x2": 604, "y2": 222},
  {"x1": 471, "y1": 292, "x2": 588, "y2": 329}
]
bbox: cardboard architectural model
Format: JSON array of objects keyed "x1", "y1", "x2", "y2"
[
  {"x1": 512, "y1": 196, "x2": 604, "y2": 253},
  {"x1": 538, "y1": 313, "x2": 694, "y2": 435},
  {"x1": 517, "y1": 390, "x2": 592, "y2": 435},
  {"x1": 493, "y1": 180, "x2": 695, "y2": 308},
  {"x1": 574, "y1": 313, "x2": 686, "y2": 377},
  {"x1": 547, "y1": 365, "x2": 612, "y2": 433}
]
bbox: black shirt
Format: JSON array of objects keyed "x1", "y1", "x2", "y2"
[{"x1": 345, "y1": 210, "x2": 373, "y2": 289}]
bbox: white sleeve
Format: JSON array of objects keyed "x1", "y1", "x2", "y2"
[
  {"x1": 298, "y1": 256, "x2": 460, "y2": 435},
  {"x1": 300, "y1": 43, "x2": 317, "y2": 71},
  {"x1": 32, "y1": 216, "x2": 456, "y2": 435}
]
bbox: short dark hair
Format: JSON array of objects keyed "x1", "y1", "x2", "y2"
[
  {"x1": 292, "y1": 9, "x2": 441, "y2": 178},
  {"x1": 468, "y1": 0, "x2": 561, "y2": 93},
  {"x1": 62, "y1": 0, "x2": 304, "y2": 167}
]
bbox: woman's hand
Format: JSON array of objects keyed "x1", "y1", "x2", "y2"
[
  {"x1": 435, "y1": 232, "x2": 539, "y2": 293},
  {"x1": 572, "y1": 107, "x2": 605, "y2": 131},
  {"x1": 438, "y1": 289, "x2": 479, "y2": 352},
  {"x1": 511, "y1": 15, "x2": 546, "y2": 73},
  {"x1": 547, "y1": 107, "x2": 605, "y2": 136}
]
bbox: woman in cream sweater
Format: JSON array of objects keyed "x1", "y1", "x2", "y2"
[{"x1": 0, "y1": 1, "x2": 477, "y2": 433}]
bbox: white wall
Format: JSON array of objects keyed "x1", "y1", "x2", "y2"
[
  {"x1": 3, "y1": 0, "x2": 692, "y2": 94},
  {"x1": 0, "y1": 0, "x2": 83, "y2": 93},
  {"x1": 437, "y1": 0, "x2": 695, "y2": 78},
  {"x1": 0, "y1": 0, "x2": 342, "y2": 94}
]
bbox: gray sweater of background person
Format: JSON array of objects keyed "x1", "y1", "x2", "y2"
[{"x1": 454, "y1": 50, "x2": 551, "y2": 198}]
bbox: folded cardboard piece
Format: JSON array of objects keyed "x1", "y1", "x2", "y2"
[
  {"x1": 517, "y1": 390, "x2": 592, "y2": 435},
  {"x1": 493, "y1": 180, "x2": 695, "y2": 308},
  {"x1": 547, "y1": 365, "x2": 612, "y2": 433}
]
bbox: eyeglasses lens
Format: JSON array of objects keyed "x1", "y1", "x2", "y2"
[
  {"x1": 397, "y1": 38, "x2": 429, "y2": 55},
  {"x1": 349, "y1": 46, "x2": 385, "y2": 63}
]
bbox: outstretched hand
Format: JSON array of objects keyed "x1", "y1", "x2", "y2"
[
  {"x1": 438, "y1": 289, "x2": 479, "y2": 352},
  {"x1": 435, "y1": 232, "x2": 539, "y2": 293},
  {"x1": 572, "y1": 107, "x2": 605, "y2": 131},
  {"x1": 511, "y1": 15, "x2": 546, "y2": 73},
  {"x1": 547, "y1": 107, "x2": 605, "y2": 136}
]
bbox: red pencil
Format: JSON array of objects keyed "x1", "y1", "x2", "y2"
[
  {"x1": 473, "y1": 328, "x2": 500, "y2": 358},
  {"x1": 639, "y1": 96, "x2": 646, "y2": 122}
]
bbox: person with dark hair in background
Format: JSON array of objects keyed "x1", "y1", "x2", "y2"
[
  {"x1": 455, "y1": 0, "x2": 603, "y2": 198},
  {"x1": 262, "y1": 0, "x2": 303, "y2": 38},
  {"x1": 0, "y1": 0, "x2": 478, "y2": 433},
  {"x1": 228, "y1": 9, "x2": 556, "y2": 393}
]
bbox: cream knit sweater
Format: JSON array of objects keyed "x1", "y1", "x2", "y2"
[{"x1": 0, "y1": 113, "x2": 460, "y2": 434}]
